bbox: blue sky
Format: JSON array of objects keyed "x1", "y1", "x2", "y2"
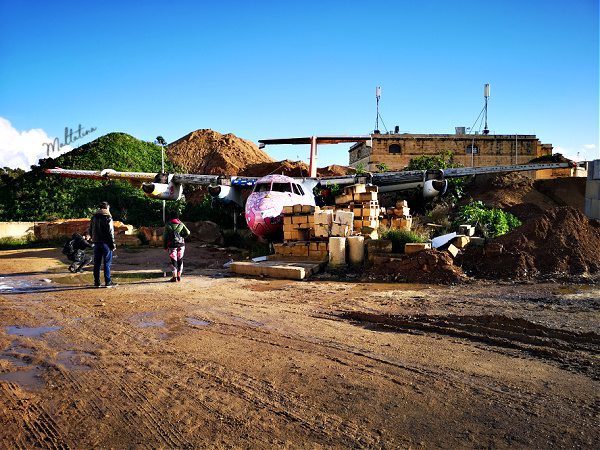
[{"x1": 1, "y1": 0, "x2": 598, "y2": 171}]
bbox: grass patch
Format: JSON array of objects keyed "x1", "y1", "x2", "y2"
[{"x1": 379, "y1": 228, "x2": 430, "y2": 253}]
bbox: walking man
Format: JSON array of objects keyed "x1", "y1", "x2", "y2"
[{"x1": 89, "y1": 201, "x2": 118, "y2": 288}]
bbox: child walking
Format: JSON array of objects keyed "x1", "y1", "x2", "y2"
[{"x1": 163, "y1": 211, "x2": 191, "y2": 282}]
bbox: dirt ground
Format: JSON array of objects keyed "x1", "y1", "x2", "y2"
[{"x1": 1, "y1": 245, "x2": 599, "y2": 449}]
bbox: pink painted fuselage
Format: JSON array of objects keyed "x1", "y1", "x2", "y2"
[{"x1": 244, "y1": 174, "x2": 315, "y2": 241}]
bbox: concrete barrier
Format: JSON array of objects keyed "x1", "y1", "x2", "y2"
[{"x1": 0, "y1": 222, "x2": 36, "y2": 239}]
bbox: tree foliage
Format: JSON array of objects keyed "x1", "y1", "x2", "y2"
[
  {"x1": 402, "y1": 150, "x2": 466, "y2": 212},
  {"x1": 0, "y1": 133, "x2": 179, "y2": 226}
]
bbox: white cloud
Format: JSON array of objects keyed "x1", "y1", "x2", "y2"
[{"x1": 0, "y1": 117, "x2": 72, "y2": 171}]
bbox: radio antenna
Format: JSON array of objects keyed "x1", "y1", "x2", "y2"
[
  {"x1": 375, "y1": 87, "x2": 381, "y2": 133},
  {"x1": 483, "y1": 84, "x2": 490, "y2": 135}
]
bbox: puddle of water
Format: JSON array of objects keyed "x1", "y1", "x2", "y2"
[
  {"x1": 0, "y1": 368, "x2": 45, "y2": 389},
  {"x1": 0, "y1": 355, "x2": 29, "y2": 368},
  {"x1": 55, "y1": 351, "x2": 93, "y2": 370},
  {"x1": 4, "y1": 326, "x2": 62, "y2": 337},
  {"x1": 139, "y1": 321, "x2": 165, "y2": 328},
  {"x1": 553, "y1": 285, "x2": 596, "y2": 295},
  {"x1": 53, "y1": 272, "x2": 166, "y2": 286},
  {"x1": 247, "y1": 280, "x2": 293, "y2": 292},
  {"x1": 351, "y1": 283, "x2": 431, "y2": 292},
  {"x1": 186, "y1": 318, "x2": 210, "y2": 326}
]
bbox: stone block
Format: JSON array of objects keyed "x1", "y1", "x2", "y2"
[
  {"x1": 458, "y1": 224, "x2": 475, "y2": 236},
  {"x1": 470, "y1": 236, "x2": 486, "y2": 246},
  {"x1": 485, "y1": 242, "x2": 504, "y2": 258},
  {"x1": 366, "y1": 239, "x2": 393, "y2": 253},
  {"x1": 446, "y1": 244, "x2": 459, "y2": 258},
  {"x1": 404, "y1": 242, "x2": 431, "y2": 254},
  {"x1": 585, "y1": 179, "x2": 600, "y2": 199},
  {"x1": 452, "y1": 235, "x2": 471, "y2": 248}
]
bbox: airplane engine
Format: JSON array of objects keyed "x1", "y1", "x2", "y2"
[
  {"x1": 422, "y1": 179, "x2": 448, "y2": 198},
  {"x1": 141, "y1": 182, "x2": 183, "y2": 201},
  {"x1": 208, "y1": 185, "x2": 243, "y2": 207}
]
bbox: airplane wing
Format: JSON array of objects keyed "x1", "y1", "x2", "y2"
[
  {"x1": 441, "y1": 161, "x2": 575, "y2": 178},
  {"x1": 45, "y1": 168, "x2": 157, "y2": 183},
  {"x1": 45, "y1": 167, "x2": 259, "y2": 203}
]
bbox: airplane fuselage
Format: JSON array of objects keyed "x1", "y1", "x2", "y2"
[{"x1": 244, "y1": 174, "x2": 316, "y2": 241}]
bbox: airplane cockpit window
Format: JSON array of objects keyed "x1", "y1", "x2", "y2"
[
  {"x1": 271, "y1": 183, "x2": 292, "y2": 193},
  {"x1": 292, "y1": 183, "x2": 304, "y2": 196},
  {"x1": 255, "y1": 183, "x2": 271, "y2": 192}
]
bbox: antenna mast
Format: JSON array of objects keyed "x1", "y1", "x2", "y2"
[
  {"x1": 375, "y1": 86, "x2": 381, "y2": 133},
  {"x1": 483, "y1": 84, "x2": 490, "y2": 135}
]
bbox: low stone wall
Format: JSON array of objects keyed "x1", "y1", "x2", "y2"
[{"x1": 0, "y1": 222, "x2": 36, "y2": 239}]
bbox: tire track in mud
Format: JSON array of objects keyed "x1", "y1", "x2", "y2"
[
  {"x1": 130, "y1": 347, "x2": 388, "y2": 448},
  {"x1": 341, "y1": 311, "x2": 600, "y2": 380},
  {"x1": 38, "y1": 316, "x2": 383, "y2": 447},
  {"x1": 0, "y1": 382, "x2": 72, "y2": 450}
]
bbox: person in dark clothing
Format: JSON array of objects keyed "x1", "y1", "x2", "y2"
[
  {"x1": 163, "y1": 210, "x2": 190, "y2": 282},
  {"x1": 66, "y1": 232, "x2": 94, "y2": 273},
  {"x1": 89, "y1": 201, "x2": 118, "y2": 288}
]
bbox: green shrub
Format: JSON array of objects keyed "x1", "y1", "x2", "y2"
[{"x1": 452, "y1": 200, "x2": 521, "y2": 238}]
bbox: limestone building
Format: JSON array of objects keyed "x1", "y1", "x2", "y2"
[{"x1": 349, "y1": 130, "x2": 553, "y2": 173}]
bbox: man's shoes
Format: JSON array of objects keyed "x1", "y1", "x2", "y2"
[
  {"x1": 94, "y1": 283, "x2": 101, "y2": 288},
  {"x1": 176, "y1": 277, "x2": 181, "y2": 282},
  {"x1": 76, "y1": 268, "x2": 85, "y2": 273},
  {"x1": 169, "y1": 277, "x2": 177, "y2": 283},
  {"x1": 105, "y1": 281, "x2": 119, "y2": 288},
  {"x1": 69, "y1": 267, "x2": 76, "y2": 273}
]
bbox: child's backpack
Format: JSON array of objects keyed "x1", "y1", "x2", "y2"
[
  {"x1": 62, "y1": 238, "x2": 75, "y2": 255},
  {"x1": 172, "y1": 225, "x2": 185, "y2": 247}
]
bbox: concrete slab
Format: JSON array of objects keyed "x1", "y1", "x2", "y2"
[{"x1": 229, "y1": 260, "x2": 324, "y2": 280}]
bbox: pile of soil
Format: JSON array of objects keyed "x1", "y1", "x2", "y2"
[
  {"x1": 461, "y1": 172, "x2": 587, "y2": 222},
  {"x1": 456, "y1": 207, "x2": 600, "y2": 281},
  {"x1": 364, "y1": 249, "x2": 468, "y2": 285},
  {"x1": 167, "y1": 129, "x2": 276, "y2": 175},
  {"x1": 167, "y1": 129, "x2": 353, "y2": 179}
]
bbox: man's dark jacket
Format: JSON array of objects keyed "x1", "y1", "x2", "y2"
[{"x1": 88, "y1": 209, "x2": 115, "y2": 248}]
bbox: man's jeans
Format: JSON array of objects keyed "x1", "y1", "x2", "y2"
[{"x1": 93, "y1": 243, "x2": 113, "y2": 286}]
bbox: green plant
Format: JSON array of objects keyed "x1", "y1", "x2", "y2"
[
  {"x1": 452, "y1": 200, "x2": 522, "y2": 238},
  {"x1": 375, "y1": 162, "x2": 391, "y2": 172},
  {"x1": 379, "y1": 228, "x2": 430, "y2": 253},
  {"x1": 351, "y1": 162, "x2": 366, "y2": 174},
  {"x1": 313, "y1": 182, "x2": 341, "y2": 206}
]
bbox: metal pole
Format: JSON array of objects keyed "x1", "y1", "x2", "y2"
[{"x1": 161, "y1": 143, "x2": 165, "y2": 223}]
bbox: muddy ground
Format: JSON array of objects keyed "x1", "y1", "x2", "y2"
[{"x1": 0, "y1": 245, "x2": 599, "y2": 449}]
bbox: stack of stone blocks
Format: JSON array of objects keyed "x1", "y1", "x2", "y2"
[{"x1": 585, "y1": 159, "x2": 600, "y2": 220}]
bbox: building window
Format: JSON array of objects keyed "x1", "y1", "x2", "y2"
[
  {"x1": 389, "y1": 144, "x2": 401, "y2": 154},
  {"x1": 466, "y1": 145, "x2": 478, "y2": 154},
  {"x1": 357, "y1": 149, "x2": 362, "y2": 159}
]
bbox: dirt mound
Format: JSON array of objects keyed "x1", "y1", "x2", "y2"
[
  {"x1": 461, "y1": 172, "x2": 586, "y2": 222},
  {"x1": 167, "y1": 129, "x2": 354, "y2": 179},
  {"x1": 365, "y1": 249, "x2": 468, "y2": 284},
  {"x1": 166, "y1": 129, "x2": 276, "y2": 175},
  {"x1": 242, "y1": 160, "x2": 353, "y2": 178},
  {"x1": 457, "y1": 207, "x2": 600, "y2": 281}
]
